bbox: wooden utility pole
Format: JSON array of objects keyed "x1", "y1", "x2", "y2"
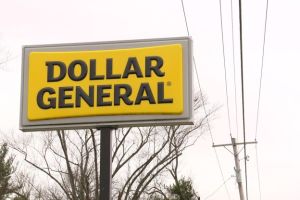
[
  {"x1": 213, "y1": 138, "x2": 257, "y2": 200},
  {"x1": 232, "y1": 137, "x2": 245, "y2": 200}
]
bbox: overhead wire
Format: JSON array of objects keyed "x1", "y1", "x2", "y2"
[
  {"x1": 179, "y1": 0, "x2": 232, "y2": 199},
  {"x1": 204, "y1": 175, "x2": 235, "y2": 200},
  {"x1": 255, "y1": 0, "x2": 269, "y2": 140},
  {"x1": 218, "y1": 0, "x2": 233, "y2": 139},
  {"x1": 254, "y1": 0, "x2": 269, "y2": 199},
  {"x1": 230, "y1": 0, "x2": 240, "y2": 141},
  {"x1": 238, "y1": 0, "x2": 249, "y2": 199},
  {"x1": 179, "y1": 0, "x2": 202, "y2": 89},
  {"x1": 181, "y1": 0, "x2": 268, "y2": 200}
]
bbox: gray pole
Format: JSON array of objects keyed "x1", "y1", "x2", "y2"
[
  {"x1": 232, "y1": 137, "x2": 245, "y2": 200},
  {"x1": 100, "y1": 128, "x2": 112, "y2": 200},
  {"x1": 213, "y1": 139, "x2": 256, "y2": 200}
]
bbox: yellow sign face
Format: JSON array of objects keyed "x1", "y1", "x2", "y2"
[{"x1": 27, "y1": 44, "x2": 183, "y2": 120}]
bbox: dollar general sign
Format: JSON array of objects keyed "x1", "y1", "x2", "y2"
[
  {"x1": 29, "y1": 44, "x2": 182, "y2": 119},
  {"x1": 20, "y1": 38, "x2": 193, "y2": 131}
]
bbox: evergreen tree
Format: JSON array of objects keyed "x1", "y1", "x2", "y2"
[
  {"x1": 168, "y1": 178, "x2": 198, "y2": 200},
  {"x1": 0, "y1": 143, "x2": 18, "y2": 200}
]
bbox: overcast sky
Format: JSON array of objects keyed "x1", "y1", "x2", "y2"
[{"x1": 0, "y1": 0, "x2": 299, "y2": 199}]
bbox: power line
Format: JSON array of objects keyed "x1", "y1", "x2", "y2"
[
  {"x1": 180, "y1": 0, "x2": 190, "y2": 36},
  {"x1": 238, "y1": 0, "x2": 249, "y2": 199},
  {"x1": 254, "y1": 0, "x2": 269, "y2": 199},
  {"x1": 179, "y1": 0, "x2": 202, "y2": 92},
  {"x1": 210, "y1": 140, "x2": 232, "y2": 200},
  {"x1": 179, "y1": 0, "x2": 201, "y2": 94},
  {"x1": 204, "y1": 175, "x2": 234, "y2": 200},
  {"x1": 230, "y1": 0, "x2": 240, "y2": 141},
  {"x1": 218, "y1": 0, "x2": 233, "y2": 139},
  {"x1": 255, "y1": 0, "x2": 269, "y2": 140},
  {"x1": 179, "y1": 0, "x2": 232, "y2": 199}
]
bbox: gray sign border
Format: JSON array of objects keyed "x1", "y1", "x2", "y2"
[{"x1": 20, "y1": 37, "x2": 193, "y2": 131}]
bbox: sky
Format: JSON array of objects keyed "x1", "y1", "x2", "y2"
[{"x1": 0, "y1": 0, "x2": 299, "y2": 199}]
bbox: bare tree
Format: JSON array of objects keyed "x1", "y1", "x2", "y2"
[{"x1": 4, "y1": 94, "x2": 214, "y2": 200}]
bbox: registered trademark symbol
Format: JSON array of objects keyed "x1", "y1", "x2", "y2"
[{"x1": 167, "y1": 81, "x2": 172, "y2": 86}]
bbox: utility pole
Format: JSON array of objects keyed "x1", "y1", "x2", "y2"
[
  {"x1": 213, "y1": 138, "x2": 257, "y2": 200},
  {"x1": 232, "y1": 137, "x2": 245, "y2": 200}
]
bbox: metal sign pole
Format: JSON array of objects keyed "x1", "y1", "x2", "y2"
[{"x1": 99, "y1": 128, "x2": 112, "y2": 200}]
